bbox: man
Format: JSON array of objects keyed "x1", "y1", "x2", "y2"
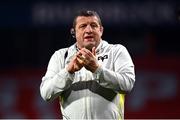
[{"x1": 40, "y1": 10, "x2": 135, "y2": 119}]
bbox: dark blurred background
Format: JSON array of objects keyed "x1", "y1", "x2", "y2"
[{"x1": 0, "y1": 0, "x2": 180, "y2": 119}]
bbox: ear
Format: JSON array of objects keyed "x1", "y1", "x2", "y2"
[
  {"x1": 70, "y1": 28, "x2": 75, "y2": 38},
  {"x1": 100, "y1": 26, "x2": 104, "y2": 36}
]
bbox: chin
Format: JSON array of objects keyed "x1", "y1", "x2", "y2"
[{"x1": 85, "y1": 44, "x2": 95, "y2": 51}]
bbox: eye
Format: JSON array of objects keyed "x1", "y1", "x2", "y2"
[
  {"x1": 79, "y1": 24, "x2": 87, "y2": 29},
  {"x1": 90, "y1": 23, "x2": 98, "y2": 28}
]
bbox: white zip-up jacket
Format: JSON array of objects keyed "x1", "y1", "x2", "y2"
[{"x1": 40, "y1": 40, "x2": 135, "y2": 119}]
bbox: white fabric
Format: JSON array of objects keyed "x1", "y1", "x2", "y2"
[{"x1": 40, "y1": 40, "x2": 135, "y2": 119}]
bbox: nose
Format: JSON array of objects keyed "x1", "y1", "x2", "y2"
[{"x1": 84, "y1": 25, "x2": 93, "y2": 33}]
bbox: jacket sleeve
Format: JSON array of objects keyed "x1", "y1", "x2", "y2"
[
  {"x1": 40, "y1": 50, "x2": 74, "y2": 101},
  {"x1": 94, "y1": 45, "x2": 135, "y2": 93}
]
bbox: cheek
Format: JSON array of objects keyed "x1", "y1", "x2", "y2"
[
  {"x1": 76, "y1": 31, "x2": 83, "y2": 38},
  {"x1": 96, "y1": 31, "x2": 102, "y2": 38},
  {"x1": 76, "y1": 33, "x2": 84, "y2": 43},
  {"x1": 76, "y1": 34, "x2": 82, "y2": 41},
  {"x1": 99, "y1": 31, "x2": 103, "y2": 37}
]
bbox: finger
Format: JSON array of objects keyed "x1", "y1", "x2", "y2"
[
  {"x1": 71, "y1": 55, "x2": 78, "y2": 64},
  {"x1": 80, "y1": 48, "x2": 92, "y2": 58},
  {"x1": 76, "y1": 51, "x2": 82, "y2": 56},
  {"x1": 76, "y1": 56, "x2": 85, "y2": 65},
  {"x1": 77, "y1": 54, "x2": 86, "y2": 61},
  {"x1": 92, "y1": 47, "x2": 96, "y2": 56}
]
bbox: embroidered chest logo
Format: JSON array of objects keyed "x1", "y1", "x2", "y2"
[{"x1": 98, "y1": 55, "x2": 108, "y2": 62}]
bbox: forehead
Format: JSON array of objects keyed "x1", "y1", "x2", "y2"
[{"x1": 76, "y1": 16, "x2": 99, "y2": 25}]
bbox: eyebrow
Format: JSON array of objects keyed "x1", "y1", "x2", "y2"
[{"x1": 79, "y1": 21, "x2": 99, "y2": 25}]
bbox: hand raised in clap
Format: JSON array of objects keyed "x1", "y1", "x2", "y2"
[{"x1": 76, "y1": 47, "x2": 99, "y2": 73}]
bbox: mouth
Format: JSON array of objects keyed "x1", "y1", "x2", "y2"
[{"x1": 84, "y1": 36, "x2": 94, "y2": 41}]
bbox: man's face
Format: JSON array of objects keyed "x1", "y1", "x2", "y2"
[{"x1": 75, "y1": 16, "x2": 103, "y2": 51}]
